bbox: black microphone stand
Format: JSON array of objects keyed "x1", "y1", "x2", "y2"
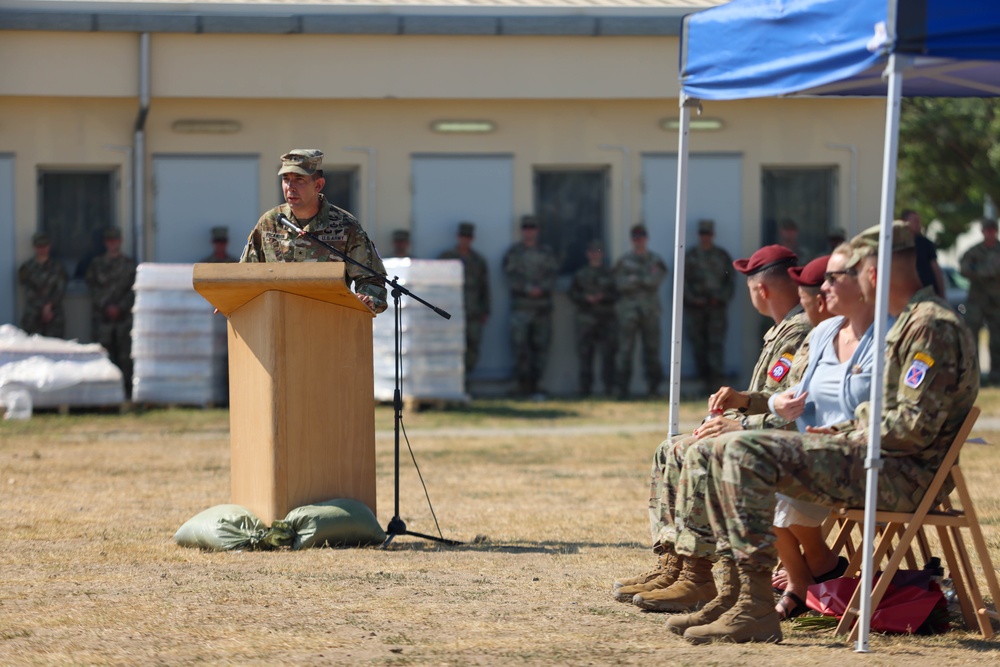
[{"x1": 277, "y1": 215, "x2": 461, "y2": 547}]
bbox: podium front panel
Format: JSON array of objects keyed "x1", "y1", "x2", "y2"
[{"x1": 228, "y1": 289, "x2": 376, "y2": 524}]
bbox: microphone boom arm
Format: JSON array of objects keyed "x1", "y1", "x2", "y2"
[{"x1": 277, "y1": 214, "x2": 450, "y2": 320}]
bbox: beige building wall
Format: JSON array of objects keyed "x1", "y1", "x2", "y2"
[{"x1": 0, "y1": 27, "x2": 887, "y2": 392}]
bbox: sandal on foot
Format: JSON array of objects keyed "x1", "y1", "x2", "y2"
[
  {"x1": 814, "y1": 556, "x2": 849, "y2": 584},
  {"x1": 777, "y1": 591, "x2": 808, "y2": 621}
]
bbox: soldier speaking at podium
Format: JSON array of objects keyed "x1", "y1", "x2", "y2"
[{"x1": 240, "y1": 149, "x2": 388, "y2": 314}]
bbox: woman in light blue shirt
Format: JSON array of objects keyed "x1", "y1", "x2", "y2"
[{"x1": 770, "y1": 246, "x2": 878, "y2": 619}]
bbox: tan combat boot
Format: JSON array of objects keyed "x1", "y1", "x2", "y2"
[
  {"x1": 665, "y1": 558, "x2": 738, "y2": 635},
  {"x1": 612, "y1": 551, "x2": 683, "y2": 603},
  {"x1": 682, "y1": 562, "x2": 782, "y2": 644},
  {"x1": 613, "y1": 548, "x2": 672, "y2": 589},
  {"x1": 631, "y1": 555, "x2": 715, "y2": 612}
]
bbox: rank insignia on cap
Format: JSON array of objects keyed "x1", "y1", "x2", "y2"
[
  {"x1": 769, "y1": 353, "x2": 794, "y2": 382},
  {"x1": 904, "y1": 359, "x2": 930, "y2": 389}
]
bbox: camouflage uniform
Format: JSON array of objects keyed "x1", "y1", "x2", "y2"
[
  {"x1": 85, "y1": 251, "x2": 137, "y2": 396},
  {"x1": 439, "y1": 246, "x2": 490, "y2": 373},
  {"x1": 677, "y1": 288, "x2": 978, "y2": 572},
  {"x1": 613, "y1": 250, "x2": 668, "y2": 396},
  {"x1": 240, "y1": 194, "x2": 388, "y2": 313},
  {"x1": 502, "y1": 241, "x2": 558, "y2": 394},
  {"x1": 960, "y1": 239, "x2": 1000, "y2": 382},
  {"x1": 684, "y1": 244, "x2": 735, "y2": 386},
  {"x1": 569, "y1": 263, "x2": 617, "y2": 395},
  {"x1": 648, "y1": 305, "x2": 812, "y2": 547},
  {"x1": 18, "y1": 257, "x2": 68, "y2": 337}
]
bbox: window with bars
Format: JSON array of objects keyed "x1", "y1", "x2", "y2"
[
  {"x1": 533, "y1": 169, "x2": 608, "y2": 276},
  {"x1": 38, "y1": 170, "x2": 117, "y2": 279}
]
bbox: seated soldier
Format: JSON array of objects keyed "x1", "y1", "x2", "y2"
[
  {"x1": 670, "y1": 221, "x2": 979, "y2": 644},
  {"x1": 613, "y1": 246, "x2": 812, "y2": 610}
]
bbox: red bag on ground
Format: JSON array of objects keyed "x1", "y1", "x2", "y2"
[{"x1": 805, "y1": 570, "x2": 947, "y2": 634}]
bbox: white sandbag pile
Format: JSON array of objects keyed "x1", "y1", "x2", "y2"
[
  {"x1": 0, "y1": 324, "x2": 125, "y2": 417},
  {"x1": 131, "y1": 264, "x2": 228, "y2": 405},
  {"x1": 373, "y1": 259, "x2": 468, "y2": 403}
]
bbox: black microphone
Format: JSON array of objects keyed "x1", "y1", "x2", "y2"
[
  {"x1": 278, "y1": 213, "x2": 305, "y2": 236},
  {"x1": 277, "y1": 213, "x2": 303, "y2": 235}
]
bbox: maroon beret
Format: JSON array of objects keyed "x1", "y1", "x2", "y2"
[
  {"x1": 788, "y1": 255, "x2": 829, "y2": 287},
  {"x1": 733, "y1": 245, "x2": 798, "y2": 276}
]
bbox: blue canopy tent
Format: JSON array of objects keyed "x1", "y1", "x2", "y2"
[{"x1": 669, "y1": 0, "x2": 1000, "y2": 650}]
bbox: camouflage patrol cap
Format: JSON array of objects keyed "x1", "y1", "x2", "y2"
[
  {"x1": 392, "y1": 229, "x2": 410, "y2": 242},
  {"x1": 788, "y1": 254, "x2": 829, "y2": 287},
  {"x1": 630, "y1": 224, "x2": 648, "y2": 238},
  {"x1": 211, "y1": 226, "x2": 228, "y2": 242},
  {"x1": 733, "y1": 244, "x2": 797, "y2": 276},
  {"x1": 278, "y1": 149, "x2": 324, "y2": 177},
  {"x1": 844, "y1": 221, "x2": 915, "y2": 269},
  {"x1": 697, "y1": 219, "x2": 715, "y2": 234},
  {"x1": 31, "y1": 232, "x2": 50, "y2": 247},
  {"x1": 982, "y1": 218, "x2": 998, "y2": 231},
  {"x1": 103, "y1": 227, "x2": 122, "y2": 240},
  {"x1": 457, "y1": 221, "x2": 475, "y2": 237},
  {"x1": 521, "y1": 215, "x2": 539, "y2": 229}
]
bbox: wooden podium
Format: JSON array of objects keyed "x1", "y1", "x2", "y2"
[{"x1": 193, "y1": 263, "x2": 376, "y2": 524}]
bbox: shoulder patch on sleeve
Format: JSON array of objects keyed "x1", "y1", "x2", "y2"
[
  {"x1": 913, "y1": 351, "x2": 935, "y2": 368},
  {"x1": 904, "y1": 358, "x2": 930, "y2": 389},
  {"x1": 768, "y1": 353, "x2": 794, "y2": 382}
]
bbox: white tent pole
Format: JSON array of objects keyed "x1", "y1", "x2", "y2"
[
  {"x1": 856, "y1": 53, "x2": 906, "y2": 654},
  {"x1": 668, "y1": 97, "x2": 698, "y2": 436}
]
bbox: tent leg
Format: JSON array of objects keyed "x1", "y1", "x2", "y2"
[
  {"x1": 856, "y1": 53, "x2": 907, "y2": 654},
  {"x1": 667, "y1": 96, "x2": 700, "y2": 436}
]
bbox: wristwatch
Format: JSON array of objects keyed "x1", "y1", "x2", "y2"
[{"x1": 740, "y1": 416, "x2": 750, "y2": 430}]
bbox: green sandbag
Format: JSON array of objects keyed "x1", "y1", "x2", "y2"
[
  {"x1": 283, "y1": 498, "x2": 386, "y2": 549},
  {"x1": 173, "y1": 504, "x2": 271, "y2": 551}
]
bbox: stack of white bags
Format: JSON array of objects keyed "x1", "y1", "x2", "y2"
[
  {"x1": 131, "y1": 264, "x2": 228, "y2": 406},
  {"x1": 0, "y1": 324, "x2": 124, "y2": 418},
  {"x1": 373, "y1": 259, "x2": 468, "y2": 403}
]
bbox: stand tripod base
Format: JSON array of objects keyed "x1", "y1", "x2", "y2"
[{"x1": 382, "y1": 515, "x2": 462, "y2": 548}]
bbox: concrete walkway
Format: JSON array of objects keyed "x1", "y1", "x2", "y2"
[{"x1": 377, "y1": 415, "x2": 999, "y2": 441}]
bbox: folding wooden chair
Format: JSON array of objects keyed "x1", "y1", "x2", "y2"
[{"x1": 825, "y1": 407, "x2": 1000, "y2": 639}]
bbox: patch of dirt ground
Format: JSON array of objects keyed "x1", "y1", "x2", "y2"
[{"x1": 1, "y1": 402, "x2": 999, "y2": 666}]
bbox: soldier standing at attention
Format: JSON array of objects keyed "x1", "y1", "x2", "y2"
[
  {"x1": 827, "y1": 227, "x2": 847, "y2": 252},
  {"x1": 200, "y1": 226, "x2": 237, "y2": 263},
  {"x1": 85, "y1": 227, "x2": 137, "y2": 397},
  {"x1": 684, "y1": 219, "x2": 735, "y2": 391},
  {"x1": 390, "y1": 229, "x2": 411, "y2": 258},
  {"x1": 439, "y1": 221, "x2": 490, "y2": 376},
  {"x1": 901, "y1": 209, "x2": 945, "y2": 297},
  {"x1": 569, "y1": 240, "x2": 617, "y2": 397},
  {"x1": 240, "y1": 149, "x2": 387, "y2": 313},
  {"x1": 960, "y1": 217, "x2": 1000, "y2": 385},
  {"x1": 502, "y1": 215, "x2": 558, "y2": 399},
  {"x1": 18, "y1": 232, "x2": 68, "y2": 338},
  {"x1": 613, "y1": 224, "x2": 668, "y2": 399},
  {"x1": 777, "y1": 218, "x2": 811, "y2": 265}
]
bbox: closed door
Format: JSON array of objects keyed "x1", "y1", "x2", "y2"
[
  {"x1": 641, "y1": 153, "x2": 743, "y2": 381},
  {"x1": 153, "y1": 155, "x2": 260, "y2": 263},
  {"x1": 411, "y1": 154, "x2": 514, "y2": 380}
]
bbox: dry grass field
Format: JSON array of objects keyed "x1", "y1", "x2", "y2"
[{"x1": 2, "y1": 395, "x2": 1000, "y2": 666}]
